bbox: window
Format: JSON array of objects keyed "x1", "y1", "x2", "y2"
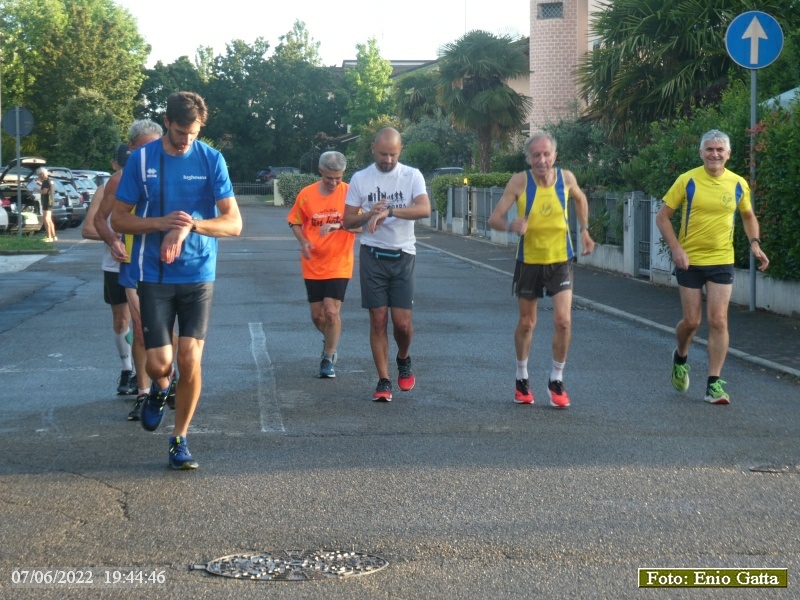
[{"x1": 538, "y1": 2, "x2": 564, "y2": 19}]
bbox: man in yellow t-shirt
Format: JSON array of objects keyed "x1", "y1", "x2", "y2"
[
  {"x1": 488, "y1": 132, "x2": 595, "y2": 409},
  {"x1": 287, "y1": 151, "x2": 357, "y2": 378},
  {"x1": 657, "y1": 129, "x2": 769, "y2": 405}
]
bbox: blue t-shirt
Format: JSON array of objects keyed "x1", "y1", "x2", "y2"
[{"x1": 116, "y1": 139, "x2": 234, "y2": 284}]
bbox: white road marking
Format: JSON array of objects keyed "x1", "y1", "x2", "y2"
[{"x1": 249, "y1": 322, "x2": 285, "y2": 433}]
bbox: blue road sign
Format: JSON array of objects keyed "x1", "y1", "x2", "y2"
[{"x1": 725, "y1": 11, "x2": 784, "y2": 69}]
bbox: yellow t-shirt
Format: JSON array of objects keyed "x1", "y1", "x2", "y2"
[
  {"x1": 663, "y1": 166, "x2": 751, "y2": 266},
  {"x1": 516, "y1": 168, "x2": 574, "y2": 265}
]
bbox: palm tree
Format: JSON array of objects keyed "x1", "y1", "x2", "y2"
[
  {"x1": 437, "y1": 31, "x2": 531, "y2": 172},
  {"x1": 392, "y1": 69, "x2": 440, "y2": 123},
  {"x1": 576, "y1": 0, "x2": 795, "y2": 141}
]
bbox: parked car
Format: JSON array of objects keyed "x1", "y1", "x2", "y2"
[
  {"x1": 0, "y1": 157, "x2": 70, "y2": 232},
  {"x1": 430, "y1": 166, "x2": 464, "y2": 179},
  {"x1": 51, "y1": 179, "x2": 86, "y2": 227},
  {"x1": 255, "y1": 166, "x2": 301, "y2": 191},
  {"x1": 73, "y1": 177, "x2": 98, "y2": 204},
  {"x1": 73, "y1": 169, "x2": 112, "y2": 186}
]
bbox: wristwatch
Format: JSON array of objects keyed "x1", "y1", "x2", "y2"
[
  {"x1": 387, "y1": 207, "x2": 394, "y2": 218},
  {"x1": 749, "y1": 237, "x2": 762, "y2": 245},
  {"x1": 191, "y1": 218, "x2": 197, "y2": 232}
]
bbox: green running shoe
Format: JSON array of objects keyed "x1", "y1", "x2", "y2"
[
  {"x1": 671, "y1": 359, "x2": 690, "y2": 392},
  {"x1": 704, "y1": 380, "x2": 730, "y2": 405}
]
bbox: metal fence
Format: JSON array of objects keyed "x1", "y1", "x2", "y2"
[
  {"x1": 431, "y1": 185, "x2": 662, "y2": 279},
  {"x1": 233, "y1": 182, "x2": 271, "y2": 196}
]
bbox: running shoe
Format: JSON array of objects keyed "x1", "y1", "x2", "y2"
[
  {"x1": 514, "y1": 379, "x2": 534, "y2": 404},
  {"x1": 127, "y1": 393, "x2": 147, "y2": 421},
  {"x1": 671, "y1": 357, "x2": 690, "y2": 392},
  {"x1": 166, "y1": 376, "x2": 178, "y2": 410},
  {"x1": 396, "y1": 355, "x2": 415, "y2": 391},
  {"x1": 548, "y1": 379, "x2": 570, "y2": 408},
  {"x1": 140, "y1": 384, "x2": 169, "y2": 431},
  {"x1": 704, "y1": 380, "x2": 730, "y2": 405},
  {"x1": 319, "y1": 358, "x2": 336, "y2": 378},
  {"x1": 373, "y1": 378, "x2": 393, "y2": 402},
  {"x1": 117, "y1": 369, "x2": 137, "y2": 395},
  {"x1": 168, "y1": 436, "x2": 198, "y2": 470}
]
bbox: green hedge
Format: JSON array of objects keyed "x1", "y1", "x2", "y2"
[
  {"x1": 277, "y1": 174, "x2": 320, "y2": 207},
  {"x1": 754, "y1": 108, "x2": 800, "y2": 281}
]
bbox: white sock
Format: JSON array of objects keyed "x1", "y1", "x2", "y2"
[
  {"x1": 550, "y1": 360, "x2": 565, "y2": 383},
  {"x1": 114, "y1": 330, "x2": 133, "y2": 371},
  {"x1": 516, "y1": 359, "x2": 528, "y2": 380}
]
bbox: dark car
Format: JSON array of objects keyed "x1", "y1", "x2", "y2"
[
  {"x1": 0, "y1": 157, "x2": 70, "y2": 232},
  {"x1": 430, "y1": 166, "x2": 464, "y2": 179},
  {"x1": 73, "y1": 177, "x2": 98, "y2": 204},
  {"x1": 255, "y1": 166, "x2": 301, "y2": 191}
]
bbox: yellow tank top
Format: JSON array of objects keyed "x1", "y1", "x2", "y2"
[{"x1": 515, "y1": 168, "x2": 574, "y2": 264}]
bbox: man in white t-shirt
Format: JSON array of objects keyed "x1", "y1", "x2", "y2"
[{"x1": 344, "y1": 127, "x2": 431, "y2": 402}]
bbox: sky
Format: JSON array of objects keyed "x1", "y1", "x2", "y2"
[{"x1": 115, "y1": 0, "x2": 531, "y2": 68}]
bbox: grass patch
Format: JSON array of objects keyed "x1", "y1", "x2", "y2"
[{"x1": 0, "y1": 232, "x2": 52, "y2": 253}]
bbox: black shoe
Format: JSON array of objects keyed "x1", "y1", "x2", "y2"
[
  {"x1": 166, "y1": 376, "x2": 178, "y2": 410},
  {"x1": 127, "y1": 393, "x2": 146, "y2": 421},
  {"x1": 117, "y1": 370, "x2": 137, "y2": 395},
  {"x1": 372, "y1": 378, "x2": 392, "y2": 402}
]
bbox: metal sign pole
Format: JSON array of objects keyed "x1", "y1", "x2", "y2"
[
  {"x1": 749, "y1": 69, "x2": 757, "y2": 311},
  {"x1": 15, "y1": 106, "x2": 22, "y2": 238}
]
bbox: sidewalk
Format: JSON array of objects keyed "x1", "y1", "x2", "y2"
[{"x1": 416, "y1": 226, "x2": 800, "y2": 378}]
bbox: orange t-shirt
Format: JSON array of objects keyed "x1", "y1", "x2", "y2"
[{"x1": 287, "y1": 181, "x2": 355, "y2": 280}]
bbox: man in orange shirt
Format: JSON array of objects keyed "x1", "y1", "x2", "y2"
[{"x1": 288, "y1": 151, "x2": 358, "y2": 378}]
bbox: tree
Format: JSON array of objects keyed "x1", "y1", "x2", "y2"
[
  {"x1": 1, "y1": 0, "x2": 148, "y2": 156},
  {"x1": 392, "y1": 69, "x2": 440, "y2": 123},
  {"x1": 53, "y1": 88, "x2": 120, "y2": 168},
  {"x1": 576, "y1": 0, "x2": 799, "y2": 140},
  {"x1": 402, "y1": 110, "x2": 475, "y2": 168},
  {"x1": 401, "y1": 141, "x2": 441, "y2": 174},
  {"x1": 273, "y1": 20, "x2": 321, "y2": 66},
  {"x1": 344, "y1": 38, "x2": 393, "y2": 130},
  {"x1": 437, "y1": 31, "x2": 530, "y2": 172},
  {"x1": 136, "y1": 56, "x2": 206, "y2": 123}
]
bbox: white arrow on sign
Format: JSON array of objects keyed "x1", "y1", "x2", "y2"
[{"x1": 742, "y1": 16, "x2": 768, "y2": 65}]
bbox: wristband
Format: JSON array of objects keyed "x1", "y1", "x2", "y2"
[{"x1": 749, "y1": 237, "x2": 762, "y2": 245}]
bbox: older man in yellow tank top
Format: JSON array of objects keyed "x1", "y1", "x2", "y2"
[{"x1": 488, "y1": 132, "x2": 595, "y2": 408}]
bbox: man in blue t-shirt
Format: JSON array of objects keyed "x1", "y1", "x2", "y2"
[{"x1": 111, "y1": 91, "x2": 242, "y2": 470}]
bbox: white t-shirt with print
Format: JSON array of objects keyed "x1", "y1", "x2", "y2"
[{"x1": 345, "y1": 162, "x2": 427, "y2": 254}]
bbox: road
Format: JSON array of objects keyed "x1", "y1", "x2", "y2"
[{"x1": 1, "y1": 202, "x2": 798, "y2": 599}]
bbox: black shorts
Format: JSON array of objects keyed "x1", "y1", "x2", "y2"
[
  {"x1": 137, "y1": 282, "x2": 214, "y2": 349},
  {"x1": 103, "y1": 270, "x2": 128, "y2": 306},
  {"x1": 513, "y1": 261, "x2": 573, "y2": 299},
  {"x1": 674, "y1": 265, "x2": 734, "y2": 289},
  {"x1": 304, "y1": 278, "x2": 349, "y2": 303},
  {"x1": 359, "y1": 245, "x2": 415, "y2": 309}
]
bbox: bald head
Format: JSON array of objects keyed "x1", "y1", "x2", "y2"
[{"x1": 372, "y1": 127, "x2": 403, "y2": 173}]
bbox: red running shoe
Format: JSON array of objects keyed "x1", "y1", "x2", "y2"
[
  {"x1": 396, "y1": 355, "x2": 415, "y2": 391},
  {"x1": 514, "y1": 379, "x2": 534, "y2": 404},
  {"x1": 548, "y1": 379, "x2": 570, "y2": 408}
]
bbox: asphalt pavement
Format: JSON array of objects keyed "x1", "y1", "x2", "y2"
[{"x1": 1, "y1": 202, "x2": 798, "y2": 599}]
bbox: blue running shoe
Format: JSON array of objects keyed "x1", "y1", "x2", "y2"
[
  {"x1": 319, "y1": 358, "x2": 336, "y2": 378},
  {"x1": 140, "y1": 384, "x2": 169, "y2": 432},
  {"x1": 169, "y1": 436, "x2": 198, "y2": 470}
]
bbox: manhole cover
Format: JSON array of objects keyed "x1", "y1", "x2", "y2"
[{"x1": 192, "y1": 550, "x2": 389, "y2": 581}]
